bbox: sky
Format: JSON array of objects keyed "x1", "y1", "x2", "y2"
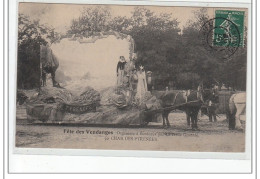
[{"x1": 19, "y1": 3, "x2": 205, "y2": 34}]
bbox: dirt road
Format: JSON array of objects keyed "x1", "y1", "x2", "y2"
[{"x1": 15, "y1": 112, "x2": 246, "y2": 152}]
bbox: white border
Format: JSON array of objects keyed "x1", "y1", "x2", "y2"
[{"x1": 8, "y1": 0, "x2": 253, "y2": 173}]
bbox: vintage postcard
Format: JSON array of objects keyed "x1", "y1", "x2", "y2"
[{"x1": 15, "y1": 2, "x2": 250, "y2": 155}]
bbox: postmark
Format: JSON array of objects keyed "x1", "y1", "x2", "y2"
[{"x1": 200, "y1": 10, "x2": 245, "y2": 59}]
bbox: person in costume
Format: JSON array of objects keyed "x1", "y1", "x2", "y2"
[
  {"x1": 135, "y1": 65, "x2": 148, "y2": 103},
  {"x1": 116, "y1": 56, "x2": 127, "y2": 86}
]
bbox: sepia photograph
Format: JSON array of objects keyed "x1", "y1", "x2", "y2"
[{"x1": 15, "y1": 2, "x2": 248, "y2": 153}]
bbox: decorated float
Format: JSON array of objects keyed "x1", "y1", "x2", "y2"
[{"x1": 17, "y1": 32, "x2": 162, "y2": 126}]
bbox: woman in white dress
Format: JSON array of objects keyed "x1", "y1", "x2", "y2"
[
  {"x1": 116, "y1": 56, "x2": 126, "y2": 86},
  {"x1": 135, "y1": 66, "x2": 148, "y2": 103}
]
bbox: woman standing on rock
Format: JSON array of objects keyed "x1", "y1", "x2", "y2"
[
  {"x1": 135, "y1": 65, "x2": 148, "y2": 104},
  {"x1": 116, "y1": 56, "x2": 127, "y2": 87}
]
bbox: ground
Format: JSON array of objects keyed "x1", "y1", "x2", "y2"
[{"x1": 16, "y1": 110, "x2": 246, "y2": 152}]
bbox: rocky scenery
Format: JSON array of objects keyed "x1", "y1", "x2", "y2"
[{"x1": 17, "y1": 82, "x2": 162, "y2": 125}]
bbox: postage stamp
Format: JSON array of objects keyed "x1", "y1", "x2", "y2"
[
  {"x1": 14, "y1": 3, "x2": 249, "y2": 157},
  {"x1": 214, "y1": 10, "x2": 245, "y2": 47}
]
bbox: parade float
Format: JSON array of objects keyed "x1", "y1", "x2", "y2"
[{"x1": 18, "y1": 31, "x2": 162, "y2": 126}]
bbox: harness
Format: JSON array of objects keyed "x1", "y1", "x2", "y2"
[
  {"x1": 172, "y1": 90, "x2": 201, "y2": 105},
  {"x1": 170, "y1": 90, "x2": 191, "y2": 105}
]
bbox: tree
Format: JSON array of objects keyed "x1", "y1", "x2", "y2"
[
  {"x1": 18, "y1": 13, "x2": 60, "y2": 46},
  {"x1": 18, "y1": 14, "x2": 60, "y2": 89},
  {"x1": 181, "y1": 8, "x2": 224, "y2": 88},
  {"x1": 109, "y1": 16, "x2": 133, "y2": 33},
  {"x1": 126, "y1": 8, "x2": 182, "y2": 89},
  {"x1": 67, "y1": 6, "x2": 111, "y2": 37}
]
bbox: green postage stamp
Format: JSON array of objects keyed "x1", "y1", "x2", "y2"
[{"x1": 214, "y1": 10, "x2": 245, "y2": 47}]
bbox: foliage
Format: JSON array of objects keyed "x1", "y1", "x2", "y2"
[
  {"x1": 17, "y1": 14, "x2": 60, "y2": 89},
  {"x1": 67, "y1": 6, "x2": 112, "y2": 36},
  {"x1": 18, "y1": 13, "x2": 60, "y2": 46},
  {"x1": 121, "y1": 7, "x2": 182, "y2": 89}
]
